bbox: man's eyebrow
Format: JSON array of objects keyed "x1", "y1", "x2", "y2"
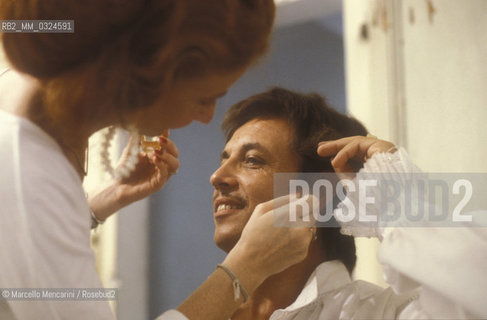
[
  {"x1": 220, "y1": 142, "x2": 269, "y2": 160},
  {"x1": 220, "y1": 150, "x2": 229, "y2": 160},
  {"x1": 241, "y1": 142, "x2": 268, "y2": 154}
]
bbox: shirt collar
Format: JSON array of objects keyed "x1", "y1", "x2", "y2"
[{"x1": 283, "y1": 260, "x2": 351, "y2": 311}]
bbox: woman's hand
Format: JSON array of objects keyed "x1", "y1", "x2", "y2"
[
  {"x1": 177, "y1": 195, "x2": 316, "y2": 320},
  {"x1": 317, "y1": 135, "x2": 396, "y2": 173},
  {"x1": 115, "y1": 133, "x2": 180, "y2": 207},
  {"x1": 316, "y1": 135, "x2": 397, "y2": 237},
  {"x1": 222, "y1": 195, "x2": 316, "y2": 292},
  {"x1": 88, "y1": 133, "x2": 180, "y2": 222}
]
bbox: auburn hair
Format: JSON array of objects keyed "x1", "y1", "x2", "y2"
[{"x1": 0, "y1": 0, "x2": 275, "y2": 116}]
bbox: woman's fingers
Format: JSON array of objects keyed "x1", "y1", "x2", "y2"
[
  {"x1": 317, "y1": 136, "x2": 357, "y2": 157},
  {"x1": 231, "y1": 194, "x2": 318, "y2": 280},
  {"x1": 159, "y1": 135, "x2": 179, "y2": 158},
  {"x1": 151, "y1": 142, "x2": 179, "y2": 178},
  {"x1": 317, "y1": 136, "x2": 395, "y2": 172},
  {"x1": 249, "y1": 194, "x2": 317, "y2": 226},
  {"x1": 274, "y1": 194, "x2": 317, "y2": 227},
  {"x1": 159, "y1": 152, "x2": 180, "y2": 174},
  {"x1": 249, "y1": 194, "x2": 294, "y2": 219}
]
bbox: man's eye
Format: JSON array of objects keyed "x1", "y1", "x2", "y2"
[{"x1": 245, "y1": 156, "x2": 264, "y2": 166}]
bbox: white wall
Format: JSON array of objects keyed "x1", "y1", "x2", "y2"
[
  {"x1": 400, "y1": 0, "x2": 487, "y2": 172},
  {"x1": 344, "y1": 0, "x2": 399, "y2": 288},
  {"x1": 345, "y1": 0, "x2": 487, "y2": 170},
  {"x1": 344, "y1": 0, "x2": 487, "y2": 286}
]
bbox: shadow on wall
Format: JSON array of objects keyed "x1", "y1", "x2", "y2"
[{"x1": 148, "y1": 15, "x2": 347, "y2": 318}]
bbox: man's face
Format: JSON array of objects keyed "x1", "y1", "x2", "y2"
[{"x1": 210, "y1": 118, "x2": 300, "y2": 252}]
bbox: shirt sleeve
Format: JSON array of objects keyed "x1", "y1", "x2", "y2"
[
  {"x1": 332, "y1": 147, "x2": 487, "y2": 318},
  {"x1": 155, "y1": 309, "x2": 189, "y2": 320},
  {"x1": 334, "y1": 147, "x2": 422, "y2": 238},
  {"x1": 379, "y1": 223, "x2": 487, "y2": 319}
]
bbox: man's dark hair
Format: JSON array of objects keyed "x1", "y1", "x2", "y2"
[{"x1": 222, "y1": 87, "x2": 368, "y2": 274}]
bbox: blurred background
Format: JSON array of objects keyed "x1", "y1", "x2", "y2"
[{"x1": 2, "y1": 0, "x2": 486, "y2": 319}]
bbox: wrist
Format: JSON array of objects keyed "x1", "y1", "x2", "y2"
[
  {"x1": 87, "y1": 179, "x2": 122, "y2": 222},
  {"x1": 215, "y1": 264, "x2": 249, "y2": 303},
  {"x1": 90, "y1": 207, "x2": 106, "y2": 229},
  {"x1": 222, "y1": 243, "x2": 267, "y2": 295},
  {"x1": 112, "y1": 179, "x2": 131, "y2": 209}
]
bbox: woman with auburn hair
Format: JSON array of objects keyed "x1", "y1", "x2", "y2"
[{"x1": 0, "y1": 1, "x2": 315, "y2": 319}]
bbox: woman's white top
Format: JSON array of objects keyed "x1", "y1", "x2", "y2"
[{"x1": 0, "y1": 109, "x2": 114, "y2": 319}]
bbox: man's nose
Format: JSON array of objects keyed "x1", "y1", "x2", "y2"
[{"x1": 210, "y1": 162, "x2": 237, "y2": 191}]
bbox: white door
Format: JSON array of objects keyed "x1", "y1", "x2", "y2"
[{"x1": 344, "y1": 0, "x2": 487, "y2": 285}]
